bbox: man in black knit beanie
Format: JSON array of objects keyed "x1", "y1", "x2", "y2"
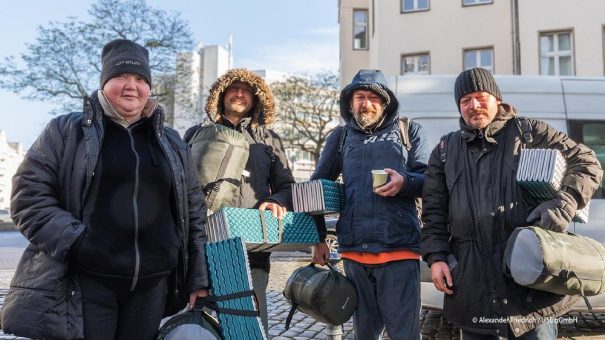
[{"x1": 421, "y1": 67, "x2": 602, "y2": 339}]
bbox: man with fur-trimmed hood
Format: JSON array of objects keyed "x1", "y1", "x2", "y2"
[{"x1": 185, "y1": 68, "x2": 296, "y2": 332}]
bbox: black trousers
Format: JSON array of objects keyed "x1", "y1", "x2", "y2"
[{"x1": 80, "y1": 274, "x2": 168, "y2": 340}]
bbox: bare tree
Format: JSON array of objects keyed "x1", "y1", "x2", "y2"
[
  {"x1": 271, "y1": 72, "x2": 341, "y2": 165},
  {"x1": 0, "y1": 0, "x2": 192, "y2": 115}
]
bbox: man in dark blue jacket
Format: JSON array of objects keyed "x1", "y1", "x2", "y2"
[{"x1": 311, "y1": 69, "x2": 429, "y2": 339}]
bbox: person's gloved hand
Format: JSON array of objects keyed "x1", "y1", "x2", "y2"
[{"x1": 526, "y1": 191, "x2": 577, "y2": 232}]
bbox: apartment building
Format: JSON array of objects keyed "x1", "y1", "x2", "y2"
[
  {"x1": 160, "y1": 42, "x2": 232, "y2": 136},
  {"x1": 339, "y1": 0, "x2": 605, "y2": 85}
]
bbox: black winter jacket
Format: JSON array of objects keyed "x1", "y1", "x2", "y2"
[
  {"x1": 0, "y1": 93, "x2": 209, "y2": 339},
  {"x1": 421, "y1": 104, "x2": 603, "y2": 337}
]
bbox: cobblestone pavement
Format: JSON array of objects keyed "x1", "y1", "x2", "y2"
[{"x1": 1, "y1": 255, "x2": 604, "y2": 339}]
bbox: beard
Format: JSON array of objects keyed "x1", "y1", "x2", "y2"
[
  {"x1": 225, "y1": 97, "x2": 250, "y2": 115},
  {"x1": 466, "y1": 108, "x2": 493, "y2": 129},
  {"x1": 353, "y1": 106, "x2": 384, "y2": 130}
]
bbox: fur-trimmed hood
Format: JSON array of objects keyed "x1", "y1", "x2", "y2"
[{"x1": 205, "y1": 68, "x2": 276, "y2": 127}]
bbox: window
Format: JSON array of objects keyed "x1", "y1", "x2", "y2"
[
  {"x1": 464, "y1": 48, "x2": 494, "y2": 72},
  {"x1": 402, "y1": 0, "x2": 429, "y2": 12},
  {"x1": 401, "y1": 53, "x2": 430, "y2": 75},
  {"x1": 353, "y1": 9, "x2": 368, "y2": 50},
  {"x1": 540, "y1": 31, "x2": 574, "y2": 76},
  {"x1": 463, "y1": 0, "x2": 492, "y2": 5},
  {"x1": 568, "y1": 121, "x2": 605, "y2": 199}
]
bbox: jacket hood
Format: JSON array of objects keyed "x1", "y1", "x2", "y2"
[
  {"x1": 340, "y1": 69, "x2": 399, "y2": 128},
  {"x1": 205, "y1": 68, "x2": 276, "y2": 127}
]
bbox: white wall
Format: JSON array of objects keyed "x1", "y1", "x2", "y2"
[{"x1": 518, "y1": 0, "x2": 605, "y2": 76}]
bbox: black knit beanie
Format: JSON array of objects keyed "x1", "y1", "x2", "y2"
[
  {"x1": 100, "y1": 39, "x2": 151, "y2": 88},
  {"x1": 454, "y1": 67, "x2": 501, "y2": 106}
]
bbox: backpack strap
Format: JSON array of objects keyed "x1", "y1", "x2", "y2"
[
  {"x1": 184, "y1": 123, "x2": 206, "y2": 145},
  {"x1": 398, "y1": 117, "x2": 413, "y2": 152},
  {"x1": 337, "y1": 126, "x2": 348, "y2": 169},
  {"x1": 438, "y1": 135, "x2": 448, "y2": 164},
  {"x1": 337, "y1": 126, "x2": 348, "y2": 155},
  {"x1": 515, "y1": 116, "x2": 533, "y2": 147}
]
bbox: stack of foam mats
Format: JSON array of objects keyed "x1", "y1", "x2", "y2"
[
  {"x1": 207, "y1": 207, "x2": 319, "y2": 251},
  {"x1": 516, "y1": 148, "x2": 590, "y2": 223},
  {"x1": 205, "y1": 237, "x2": 266, "y2": 339},
  {"x1": 292, "y1": 179, "x2": 344, "y2": 214}
]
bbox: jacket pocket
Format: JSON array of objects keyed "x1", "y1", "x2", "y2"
[
  {"x1": 384, "y1": 200, "x2": 420, "y2": 246},
  {"x1": 1, "y1": 247, "x2": 83, "y2": 339},
  {"x1": 336, "y1": 188, "x2": 355, "y2": 246}
]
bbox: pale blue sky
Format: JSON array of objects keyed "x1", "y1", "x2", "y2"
[{"x1": 0, "y1": 0, "x2": 338, "y2": 148}]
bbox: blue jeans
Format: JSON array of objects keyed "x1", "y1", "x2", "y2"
[
  {"x1": 343, "y1": 259, "x2": 420, "y2": 340},
  {"x1": 461, "y1": 321, "x2": 558, "y2": 340}
]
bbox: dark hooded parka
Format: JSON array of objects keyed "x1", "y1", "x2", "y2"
[{"x1": 185, "y1": 68, "x2": 295, "y2": 272}]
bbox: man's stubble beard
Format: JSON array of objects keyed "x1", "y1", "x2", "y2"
[{"x1": 353, "y1": 106, "x2": 383, "y2": 130}]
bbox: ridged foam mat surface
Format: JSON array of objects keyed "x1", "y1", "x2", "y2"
[
  {"x1": 516, "y1": 148, "x2": 589, "y2": 223},
  {"x1": 292, "y1": 179, "x2": 344, "y2": 214},
  {"x1": 207, "y1": 208, "x2": 319, "y2": 251},
  {"x1": 205, "y1": 237, "x2": 266, "y2": 340}
]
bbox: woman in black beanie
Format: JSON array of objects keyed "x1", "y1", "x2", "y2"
[{"x1": 1, "y1": 39, "x2": 210, "y2": 340}]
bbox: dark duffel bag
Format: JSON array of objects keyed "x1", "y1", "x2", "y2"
[{"x1": 283, "y1": 263, "x2": 357, "y2": 329}]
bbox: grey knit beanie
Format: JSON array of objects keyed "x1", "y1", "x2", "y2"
[
  {"x1": 454, "y1": 67, "x2": 501, "y2": 106},
  {"x1": 100, "y1": 39, "x2": 151, "y2": 88}
]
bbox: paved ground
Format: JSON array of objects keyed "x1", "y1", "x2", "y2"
[{"x1": 0, "y1": 245, "x2": 604, "y2": 339}]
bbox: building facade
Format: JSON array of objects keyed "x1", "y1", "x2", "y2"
[
  {"x1": 163, "y1": 42, "x2": 232, "y2": 136},
  {"x1": 339, "y1": 0, "x2": 605, "y2": 85},
  {"x1": 0, "y1": 130, "x2": 24, "y2": 209}
]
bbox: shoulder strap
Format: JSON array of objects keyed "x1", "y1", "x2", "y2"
[
  {"x1": 337, "y1": 126, "x2": 348, "y2": 168},
  {"x1": 438, "y1": 134, "x2": 448, "y2": 164},
  {"x1": 254, "y1": 126, "x2": 277, "y2": 165},
  {"x1": 185, "y1": 123, "x2": 205, "y2": 145},
  {"x1": 398, "y1": 117, "x2": 412, "y2": 151},
  {"x1": 515, "y1": 117, "x2": 533, "y2": 147},
  {"x1": 337, "y1": 126, "x2": 348, "y2": 154}
]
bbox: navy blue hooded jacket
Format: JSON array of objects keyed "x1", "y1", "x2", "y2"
[{"x1": 311, "y1": 70, "x2": 429, "y2": 253}]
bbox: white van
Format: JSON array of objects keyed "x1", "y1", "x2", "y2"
[{"x1": 387, "y1": 74, "x2": 605, "y2": 312}]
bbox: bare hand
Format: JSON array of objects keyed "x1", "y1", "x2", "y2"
[
  {"x1": 188, "y1": 288, "x2": 210, "y2": 309},
  {"x1": 430, "y1": 261, "x2": 454, "y2": 295},
  {"x1": 311, "y1": 242, "x2": 330, "y2": 265},
  {"x1": 374, "y1": 168, "x2": 404, "y2": 197},
  {"x1": 258, "y1": 201, "x2": 287, "y2": 219}
]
